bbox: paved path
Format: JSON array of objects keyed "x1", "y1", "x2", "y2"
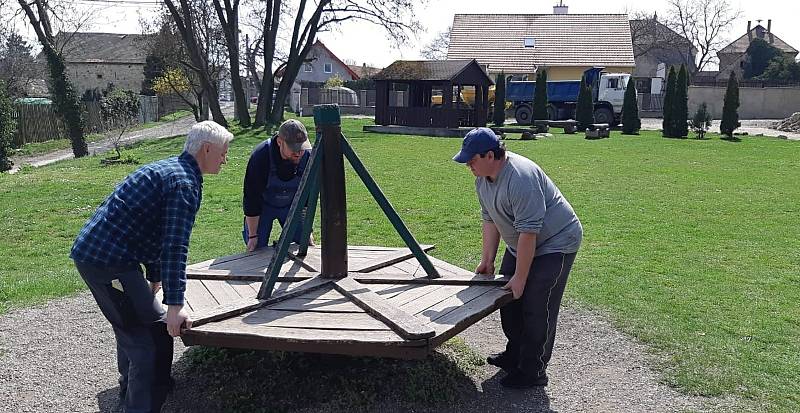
[
  {"x1": 8, "y1": 104, "x2": 235, "y2": 174},
  {"x1": 640, "y1": 118, "x2": 800, "y2": 140}
]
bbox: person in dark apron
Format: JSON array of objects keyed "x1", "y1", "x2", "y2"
[{"x1": 242, "y1": 119, "x2": 313, "y2": 251}]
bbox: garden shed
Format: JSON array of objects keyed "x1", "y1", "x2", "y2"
[{"x1": 373, "y1": 59, "x2": 493, "y2": 128}]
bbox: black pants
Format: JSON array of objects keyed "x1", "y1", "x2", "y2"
[
  {"x1": 74, "y1": 262, "x2": 173, "y2": 413},
  {"x1": 499, "y1": 250, "x2": 576, "y2": 378}
]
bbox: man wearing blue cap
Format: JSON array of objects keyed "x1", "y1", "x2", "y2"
[{"x1": 453, "y1": 127, "x2": 582, "y2": 389}]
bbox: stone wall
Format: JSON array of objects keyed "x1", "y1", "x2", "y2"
[
  {"x1": 67, "y1": 62, "x2": 145, "y2": 96},
  {"x1": 688, "y1": 85, "x2": 800, "y2": 119}
]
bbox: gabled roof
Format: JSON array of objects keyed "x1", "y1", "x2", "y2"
[
  {"x1": 311, "y1": 40, "x2": 360, "y2": 80},
  {"x1": 718, "y1": 25, "x2": 798, "y2": 55},
  {"x1": 447, "y1": 14, "x2": 635, "y2": 73},
  {"x1": 53, "y1": 32, "x2": 148, "y2": 64},
  {"x1": 629, "y1": 18, "x2": 697, "y2": 55},
  {"x1": 373, "y1": 59, "x2": 492, "y2": 84}
]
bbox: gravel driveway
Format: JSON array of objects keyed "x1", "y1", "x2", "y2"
[{"x1": 0, "y1": 292, "x2": 736, "y2": 413}]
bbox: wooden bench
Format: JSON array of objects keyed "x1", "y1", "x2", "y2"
[
  {"x1": 585, "y1": 123, "x2": 610, "y2": 139},
  {"x1": 533, "y1": 120, "x2": 550, "y2": 134},
  {"x1": 547, "y1": 120, "x2": 578, "y2": 134}
]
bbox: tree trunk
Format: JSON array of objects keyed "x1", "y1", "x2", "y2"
[
  {"x1": 254, "y1": 0, "x2": 282, "y2": 127},
  {"x1": 164, "y1": 0, "x2": 227, "y2": 127},
  {"x1": 213, "y1": 0, "x2": 250, "y2": 127}
]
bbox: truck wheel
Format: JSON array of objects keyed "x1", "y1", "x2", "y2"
[
  {"x1": 546, "y1": 105, "x2": 557, "y2": 120},
  {"x1": 515, "y1": 105, "x2": 532, "y2": 125},
  {"x1": 593, "y1": 107, "x2": 613, "y2": 125}
]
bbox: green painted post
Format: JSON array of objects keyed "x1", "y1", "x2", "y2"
[
  {"x1": 314, "y1": 104, "x2": 348, "y2": 278},
  {"x1": 297, "y1": 171, "x2": 320, "y2": 257},
  {"x1": 341, "y1": 138, "x2": 440, "y2": 278},
  {"x1": 258, "y1": 137, "x2": 323, "y2": 298}
]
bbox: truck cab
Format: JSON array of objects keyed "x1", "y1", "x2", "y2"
[{"x1": 596, "y1": 73, "x2": 630, "y2": 120}]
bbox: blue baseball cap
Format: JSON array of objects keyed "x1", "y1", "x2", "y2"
[{"x1": 452, "y1": 127, "x2": 500, "y2": 163}]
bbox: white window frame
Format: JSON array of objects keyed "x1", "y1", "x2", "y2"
[{"x1": 324, "y1": 63, "x2": 333, "y2": 73}]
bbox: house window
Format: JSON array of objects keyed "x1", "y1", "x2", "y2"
[
  {"x1": 324, "y1": 63, "x2": 332, "y2": 73},
  {"x1": 524, "y1": 37, "x2": 535, "y2": 48},
  {"x1": 97, "y1": 74, "x2": 103, "y2": 79},
  {"x1": 303, "y1": 63, "x2": 313, "y2": 72}
]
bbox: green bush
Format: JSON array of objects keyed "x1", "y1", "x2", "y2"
[
  {"x1": 720, "y1": 71, "x2": 740, "y2": 139},
  {"x1": 533, "y1": 69, "x2": 548, "y2": 121},
  {"x1": 100, "y1": 89, "x2": 140, "y2": 125},
  {"x1": 43, "y1": 47, "x2": 87, "y2": 157},
  {"x1": 576, "y1": 74, "x2": 594, "y2": 130},
  {"x1": 662, "y1": 66, "x2": 676, "y2": 137},
  {"x1": 690, "y1": 102, "x2": 712, "y2": 139},
  {"x1": 0, "y1": 81, "x2": 15, "y2": 172},
  {"x1": 621, "y1": 78, "x2": 640, "y2": 135},
  {"x1": 743, "y1": 38, "x2": 783, "y2": 79}
]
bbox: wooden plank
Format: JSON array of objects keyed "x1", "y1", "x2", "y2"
[
  {"x1": 181, "y1": 328, "x2": 430, "y2": 359},
  {"x1": 268, "y1": 297, "x2": 364, "y2": 313},
  {"x1": 352, "y1": 245, "x2": 435, "y2": 273},
  {"x1": 351, "y1": 272, "x2": 511, "y2": 285},
  {"x1": 241, "y1": 308, "x2": 385, "y2": 330},
  {"x1": 188, "y1": 277, "x2": 333, "y2": 328},
  {"x1": 427, "y1": 287, "x2": 514, "y2": 347},
  {"x1": 372, "y1": 283, "x2": 416, "y2": 299},
  {"x1": 202, "y1": 279, "x2": 243, "y2": 305},
  {"x1": 183, "y1": 279, "x2": 219, "y2": 311},
  {"x1": 333, "y1": 277, "x2": 435, "y2": 340},
  {"x1": 414, "y1": 285, "x2": 494, "y2": 322},
  {"x1": 427, "y1": 256, "x2": 475, "y2": 276},
  {"x1": 228, "y1": 280, "x2": 259, "y2": 299},
  {"x1": 186, "y1": 268, "x2": 315, "y2": 282},
  {"x1": 387, "y1": 284, "x2": 445, "y2": 307},
  {"x1": 399, "y1": 285, "x2": 469, "y2": 315}
]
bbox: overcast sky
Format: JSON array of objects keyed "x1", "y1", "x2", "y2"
[{"x1": 8, "y1": 0, "x2": 800, "y2": 70}]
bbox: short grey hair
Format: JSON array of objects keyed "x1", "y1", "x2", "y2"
[{"x1": 184, "y1": 121, "x2": 234, "y2": 155}]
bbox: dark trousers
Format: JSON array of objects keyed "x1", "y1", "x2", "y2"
[
  {"x1": 498, "y1": 250, "x2": 576, "y2": 378},
  {"x1": 74, "y1": 262, "x2": 174, "y2": 413}
]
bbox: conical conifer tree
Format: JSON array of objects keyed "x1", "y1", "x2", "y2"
[
  {"x1": 576, "y1": 74, "x2": 594, "y2": 130},
  {"x1": 720, "y1": 71, "x2": 741, "y2": 139},
  {"x1": 533, "y1": 69, "x2": 549, "y2": 121},
  {"x1": 621, "y1": 78, "x2": 640, "y2": 134},
  {"x1": 662, "y1": 66, "x2": 677, "y2": 137},
  {"x1": 673, "y1": 64, "x2": 689, "y2": 137},
  {"x1": 493, "y1": 72, "x2": 506, "y2": 126}
]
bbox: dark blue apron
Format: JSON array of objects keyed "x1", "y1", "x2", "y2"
[{"x1": 242, "y1": 138, "x2": 309, "y2": 247}]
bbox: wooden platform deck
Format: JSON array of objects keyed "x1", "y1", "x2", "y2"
[{"x1": 179, "y1": 245, "x2": 512, "y2": 359}]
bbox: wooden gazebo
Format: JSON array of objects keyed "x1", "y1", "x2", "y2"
[
  {"x1": 176, "y1": 105, "x2": 512, "y2": 359},
  {"x1": 373, "y1": 59, "x2": 493, "y2": 128}
]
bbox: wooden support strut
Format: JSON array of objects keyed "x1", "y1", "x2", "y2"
[
  {"x1": 341, "y1": 138, "x2": 440, "y2": 278},
  {"x1": 258, "y1": 137, "x2": 323, "y2": 299}
]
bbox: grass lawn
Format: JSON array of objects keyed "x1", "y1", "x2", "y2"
[
  {"x1": 1, "y1": 118, "x2": 798, "y2": 411},
  {"x1": 11, "y1": 110, "x2": 193, "y2": 157}
]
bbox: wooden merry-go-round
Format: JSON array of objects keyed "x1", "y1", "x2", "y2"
[{"x1": 178, "y1": 105, "x2": 512, "y2": 359}]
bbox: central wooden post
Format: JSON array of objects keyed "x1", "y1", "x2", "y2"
[{"x1": 314, "y1": 105, "x2": 348, "y2": 278}]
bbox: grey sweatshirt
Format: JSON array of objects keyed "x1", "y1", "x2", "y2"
[{"x1": 476, "y1": 152, "x2": 582, "y2": 257}]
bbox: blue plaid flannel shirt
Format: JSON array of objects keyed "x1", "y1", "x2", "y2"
[{"x1": 71, "y1": 152, "x2": 203, "y2": 306}]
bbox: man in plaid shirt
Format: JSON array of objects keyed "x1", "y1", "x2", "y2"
[{"x1": 71, "y1": 121, "x2": 232, "y2": 413}]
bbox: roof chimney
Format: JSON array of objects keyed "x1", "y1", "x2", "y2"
[
  {"x1": 747, "y1": 21, "x2": 752, "y2": 42},
  {"x1": 553, "y1": 1, "x2": 568, "y2": 14},
  {"x1": 768, "y1": 19, "x2": 773, "y2": 43}
]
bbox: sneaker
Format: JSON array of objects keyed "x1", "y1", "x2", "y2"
[
  {"x1": 486, "y1": 352, "x2": 518, "y2": 372},
  {"x1": 499, "y1": 371, "x2": 548, "y2": 389}
]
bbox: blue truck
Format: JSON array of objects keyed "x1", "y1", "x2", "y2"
[{"x1": 506, "y1": 67, "x2": 630, "y2": 126}]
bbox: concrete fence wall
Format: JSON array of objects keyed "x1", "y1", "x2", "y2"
[{"x1": 688, "y1": 86, "x2": 800, "y2": 119}]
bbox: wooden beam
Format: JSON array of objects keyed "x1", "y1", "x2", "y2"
[
  {"x1": 188, "y1": 277, "x2": 333, "y2": 328},
  {"x1": 315, "y1": 104, "x2": 348, "y2": 278},
  {"x1": 351, "y1": 272, "x2": 511, "y2": 285},
  {"x1": 186, "y1": 268, "x2": 315, "y2": 282},
  {"x1": 352, "y1": 245, "x2": 435, "y2": 273},
  {"x1": 333, "y1": 277, "x2": 435, "y2": 340}
]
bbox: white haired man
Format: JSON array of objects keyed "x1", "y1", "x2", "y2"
[
  {"x1": 453, "y1": 127, "x2": 582, "y2": 389},
  {"x1": 71, "y1": 121, "x2": 233, "y2": 412}
]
